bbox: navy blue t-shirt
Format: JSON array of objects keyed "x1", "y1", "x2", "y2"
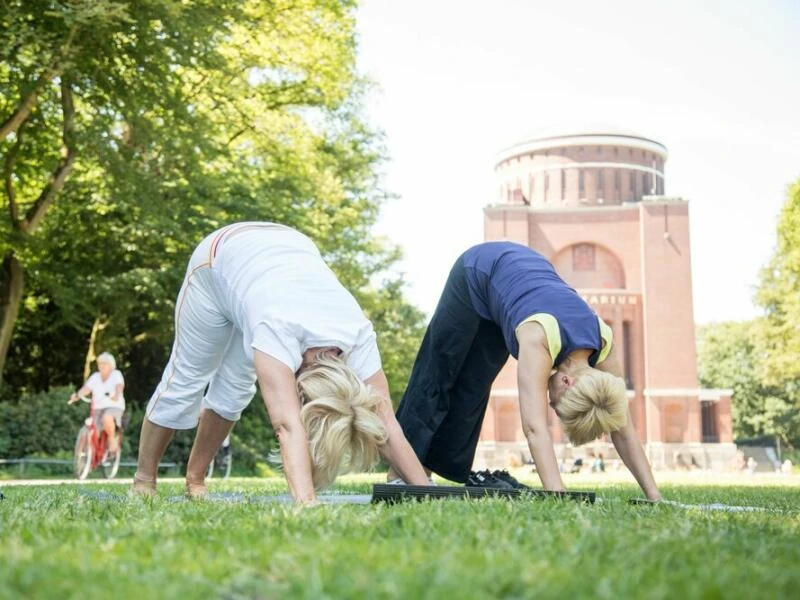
[{"x1": 463, "y1": 241, "x2": 604, "y2": 365}]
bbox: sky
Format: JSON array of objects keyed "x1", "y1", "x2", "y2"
[{"x1": 354, "y1": 0, "x2": 800, "y2": 324}]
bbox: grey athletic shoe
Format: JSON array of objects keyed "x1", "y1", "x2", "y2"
[{"x1": 490, "y1": 470, "x2": 531, "y2": 490}]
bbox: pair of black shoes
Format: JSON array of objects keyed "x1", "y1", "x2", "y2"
[{"x1": 466, "y1": 469, "x2": 530, "y2": 490}]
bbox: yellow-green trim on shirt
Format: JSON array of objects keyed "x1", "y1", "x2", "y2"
[
  {"x1": 515, "y1": 313, "x2": 613, "y2": 366},
  {"x1": 596, "y1": 317, "x2": 613, "y2": 364},
  {"x1": 516, "y1": 313, "x2": 561, "y2": 367}
]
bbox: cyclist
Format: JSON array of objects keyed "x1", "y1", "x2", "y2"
[{"x1": 69, "y1": 352, "x2": 125, "y2": 458}]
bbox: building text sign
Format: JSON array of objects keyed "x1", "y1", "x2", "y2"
[{"x1": 580, "y1": 293, "x2": 639, "y2": 306}]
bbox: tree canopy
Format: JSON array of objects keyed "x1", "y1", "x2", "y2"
[
  {"x1": 698, "y1": 177, "x2": 800, "y2": 447},
  {"x1": 756, "y1": 178, "x2": 800, "y2": 385},
  {"x1": 0, "y1": 0, "x2": 426, "y2": 407}
]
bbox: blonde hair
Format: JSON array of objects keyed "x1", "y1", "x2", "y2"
[
  {"x1": 296, "y1": 356, "x2": 388, "y2": 490},
  {"x1": 557, "y1": 368, "x2": 627, "y2": 445}
]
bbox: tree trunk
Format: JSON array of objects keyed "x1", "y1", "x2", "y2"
[
  {"x1": 0, "y1": 252, "x2": 25, "y2": 385},
  {"x1": 83, "y1": 316, "x2": 108, "y2": 381}
]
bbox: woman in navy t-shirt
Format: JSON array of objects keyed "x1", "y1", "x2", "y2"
[{"x1": 393, "y1": 241, "x2": 660, "y2": 501}]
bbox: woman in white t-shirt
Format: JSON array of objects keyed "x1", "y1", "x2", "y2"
[
  {"x1": 69, "y1": 352, "x2": 125, "y2": 456},
  {"x1": 133, "y1": 222, "x2": 429, "y2": 502}
]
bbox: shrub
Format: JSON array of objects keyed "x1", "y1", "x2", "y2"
[
  {"x1": 0, "y1": 385, "x2": 277, "y2": 476},
  {"x1": 0, "y1": 386, "x2": 79, "y2": 458}
]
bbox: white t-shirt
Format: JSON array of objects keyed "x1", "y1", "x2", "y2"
[
  {"x1": 213, "y1": 223, "x2": 382, "y2": 380},
  {"x1": 85, "y1": 370, "x2": 125, "y2": 411}
]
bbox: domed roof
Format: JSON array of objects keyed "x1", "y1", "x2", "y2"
[{"x1": 496, "y1": 124, "x2": 667, "y2": 166}]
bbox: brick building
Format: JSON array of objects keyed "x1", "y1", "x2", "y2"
[{"x1": 476, "y1": 128, "x2": 736, "y2": 470}]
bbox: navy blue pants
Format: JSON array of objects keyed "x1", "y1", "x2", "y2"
[{"x1": 395, "y1": 255, "x2": 509, "y2": 482}]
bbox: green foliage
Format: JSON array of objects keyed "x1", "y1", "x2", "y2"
[
  {"x1": 0, "y1": 381, "x2": 278, "y2": 475},
  {"x1": 226, "y1": 394, "x2": 277, "y2": 475},
  {"x1": 0, "y1": 0, "x2": 426, "y2": 443},
  {"x1": 698, "y1": 319, "x2": 800, "y2": 446},
  {"x1": 757, "y1": 178, "x2": 800, "y2": 383},
  {"x1": 357, "y1": 278, "x2": 427, "y2": 404},
  {"x1": 697, "y1": 321, "x2": 768, "y2": 438},
  {"x1": 0, "y1": 385, "x2": 81, "y2": 457},
  {"x1": 1, "y1": 481, "x2": 799, "y2": 598},
  {"x1": 754, "y1": 177, "x2": 800, "y2": 445},
  {"x1": 696, "y1": 178, "x2": 800, "y2": 447}
]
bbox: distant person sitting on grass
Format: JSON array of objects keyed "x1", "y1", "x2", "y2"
[
  {"x1": 69, "y1": 352, "x2": 125, "y2": 458},
  {"x1": 389, "y1": 241, "x2": 661, "y2": 501},
  {"x1": 132, "y1": 222, "x2": 430, "y2": 503}
]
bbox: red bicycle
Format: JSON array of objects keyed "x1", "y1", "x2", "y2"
[{"x1": 69, "y1": 395, "x2": 123, "y2": 480}]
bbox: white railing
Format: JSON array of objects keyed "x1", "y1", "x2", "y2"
[{"x1": 0, "y1": 457, "x2": 178, "y2": 475}]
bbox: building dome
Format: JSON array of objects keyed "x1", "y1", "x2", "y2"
[{"x1": 495, "y1": 127, "x2": 667, "y2": 208}]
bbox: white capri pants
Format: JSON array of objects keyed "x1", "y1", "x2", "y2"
[{"x1": 145, "y1": 230, "x2": 257, "y2": 429}]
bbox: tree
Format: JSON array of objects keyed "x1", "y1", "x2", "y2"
[
  {"x1": 756, "y1": 178, "x2": 800, "y2": 383},
  {"x1": 1, "y1": 0, "x2": 406, "y2": 388},
  {"x1": 356, "y1": 278, "x2": 427, "y2": 404},
  {"x1": 697, "y1": 178, "x2": 800, "y2": 447},
  {"x1": 752, "y1": 177, "x2": 800, "y2": 446},
  {"x1": 696, "y1": 320, "x2": 779, "y2": 439}
]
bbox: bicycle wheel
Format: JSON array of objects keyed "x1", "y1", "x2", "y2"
[
  {"x1": 102, "y1": 434, "x2": 122, "y2": 479},
  {"x1": 206, "y1": 446, "x2": 233, "y2": 479},
  {"x1": 206, "y1": 458, "x2": 215, "y2": 478},
  {"x1": 74, "y1": 427, "x2": 93, "y2": 480},
  {"x1": 219, "y1": 447, "x2": 232, "y2": 479}
]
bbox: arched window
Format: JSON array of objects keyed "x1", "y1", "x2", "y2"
[
  {"x1": 552, "y1": 243, "x2": 626, "y2": 289},
  {"x1": 573, "y1": 244, "x2": 596, "y2": 271}
]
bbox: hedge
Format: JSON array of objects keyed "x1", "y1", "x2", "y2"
[{"x1": 0, "y1": 386, "x2": 278, "y2": 475}]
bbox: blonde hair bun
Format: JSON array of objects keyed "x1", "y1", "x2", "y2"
[
  {"x1": 296, "y1": 357, "x2": 388, "y2": 490},
  {"x1": 557, "y1": 368, "x2": 627, "y2": 446}
]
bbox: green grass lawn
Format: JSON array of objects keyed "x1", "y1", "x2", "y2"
[{"x1": 1, "y1": 477, "x2": 798, "y2": 599}]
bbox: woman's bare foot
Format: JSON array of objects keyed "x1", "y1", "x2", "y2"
[
  {"x1": 185, "y1": 479, "x2": 208, "y2": 499},
  {"x1": 131, "y1": 473, "x2": 157, "y2": 497}
]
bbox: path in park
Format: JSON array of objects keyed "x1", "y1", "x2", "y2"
[{"x1": 1, "y1": 478, "x2": 183, "y2": 487}]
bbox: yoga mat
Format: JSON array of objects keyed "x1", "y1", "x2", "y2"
[
  {"x1": 75, "y1": 486, "x2": 596, "y2": 505},
  {"x1": 371, "y1": 484, "x2": 596, "y2": 504},
  {"x1": 629, "y1": 498, "x2": 773, "y2": 513}
]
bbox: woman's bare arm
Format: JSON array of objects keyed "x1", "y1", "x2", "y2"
[
  {"x1": 516, "y1": 323, "x2": 565, "y2": 491},
  {"x1": 254, "y1": 350, "x2": 316, "y2": 505},
  {"x1": 364, "y1": 369, "x2": 430, "y2": 485},
  {"x1": 69, "y1": 384, "x2": 92, "y2": 404},
  {"x1": 596, "y1": 345, "x2": 661, "y2": 501}
]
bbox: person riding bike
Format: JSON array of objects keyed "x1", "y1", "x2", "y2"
[{"x1": 69, "y1": 352, "x2": 125, "y2": 458}]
